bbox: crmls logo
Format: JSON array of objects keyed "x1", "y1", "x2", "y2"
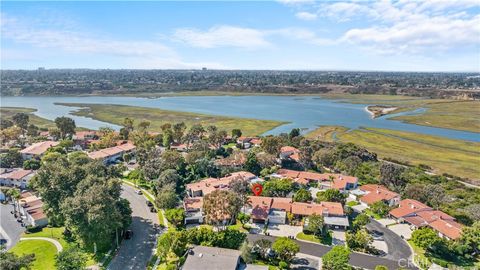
[{"x1": 399, "y1": 257, "x2": 479, "y2": 270}]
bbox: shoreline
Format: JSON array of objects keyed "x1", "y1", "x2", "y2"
[{"x1": 365, "y1": 105, "x2": 398, "y2": 118}]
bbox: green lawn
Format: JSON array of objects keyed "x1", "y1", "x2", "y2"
[
  {"x1": 10, "y1": 239, "x2": 57, "y2": 270},
  {"x1": 22, "y1": 227, "x2": 102, "y2": 266},
  {"x1": 364, "y1": 209, "x2": 383, "y2": 220},
  {"x1": 57, "y1": 103, "x2": 288, "y2": 136},
  {"x1": 346, "y1": 201, "x2": 360, "y2": 207},
  {"x1": 307, "y1": 126, "x2": 480, "y2": 183},
  {"x1": 296, "y1": 231, "x2": 332, "y2": 245}
]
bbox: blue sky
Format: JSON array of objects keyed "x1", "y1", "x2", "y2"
[{"x1": 1, "y1": 1, "x2": 479, "y2": 71}]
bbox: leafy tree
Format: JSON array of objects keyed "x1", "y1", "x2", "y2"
[
  {"x1": 0, "y1": 126, "x2": 22, "y2": 145},
  {"x1": 272, "y1": 237, "x2": 299, "y2": 262},
  {"x1": 369, "y1": 201, "x2": 390, "y2": 217},
  {"x1": 293, "y1": 188, "x2": 312, "y2": 202},
  {"x1": 305, "y1": 214, "x2": 324, "y2": 236},
  {"x1": 316, "y1": 189, "x2": 346, "y2": 205},
  {"x1": 231, "y1": 129, "x2": 242, "y2": 138},
  {"x1": 261, "y1": 136, "x2": 283, "y2": 155},
  {"x1": 423, "y1": 184, "x2": 446, "y2": 209},
  {"x1": 162, "y1": 131, "x2": 173, "y2": 148},
  {"x1": 352, "y1": 213, "x2": 370, "y2": 232},
  {"x1": 1, "y1": 119, "x2": 13, "y2": 129},
  {"x1": 26, "y1": 124, "x2": 39, "y2": 137},
  {"x1": 156, "y1": 169, "x2": 182, "y2": 190},
  {"x1": 313, "y1": 148, "x2": 336, "y2": 168},
  {"x1": 12, "y1": 112, "x2": 29, "y2": 130},
  {"x1": 165, "y1": 208, "x2": 185, "y2": 227},
  {"x1": 380, "y1": 162, "x2": 406, "y2": 192},
  {"x1": 253, "y1": 239, "x2": 272, "y2": 259},
  {"x1": 23, "y1": 159, "x2": 41, "y2": 170},
  {"x1": 346, "y1": 229, "x2": 373, "y2": 252},
  {"x1": 172, "y1": 122, "x2": 187, "y2": 143},
  {"x1": 411, "y1": 228, "x2": 442, "y2": 249},
  {"x1": 322, "y1": 245, "x2": 351, "y2": 270},
  {"x1": 0, "y1": 150, "x2": 23, "y2": 168},
  {"x1": 230, "y1": 177, "x2": 250, "y2": 210},
  {"x1": 262, "y1": 178, "x2": 294, "y2": 197},
  {"x1": 238, "y1": 213, "x2": 251, "y2": 226},
  {"x1": 155, "y1": 185, "x2": 178, "y2": 209},
  {"x1": 240, "y1": 241, "x2": 254, "y2": 264},
  {"x1": 457, "y1": 221, "x2": 480, "y2": 257},
  {"x1": 289, "y1": 128, "x2": 300, "y2": 139},
  {"x1": 54, "y1": 117, "x2": 76, "y2": 139},
  {"x1": 203, "y1": 190, "x2": 242, "y2": 227},
  {"x1": 0, "y1": 251, "x2": 35, "y2": 270},
  {"x1": 245, "y1": 151, "x2": 261, "y2": 175},
  {"x1": 55, "y1": 247, "x2": 87, "y2": 270}
]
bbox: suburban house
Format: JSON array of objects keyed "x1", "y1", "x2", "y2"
[
  {"x1": 390, "y1": 199, "x2": 463, "y2": 240},
  {"x1": 185, "y1": 171, "x2": 256, "y2": 198},
  {"x1": 236, "y1": 137, "x2": 261, "y2": 149},
  {"x1": 17, "y1": 192, "x2": 48, "y2": 227},
  {"x1": 182, "y1": 245, "x2": 241, "y2": 270},
  {"x1": 0, "y1": 169, "x2": 35, "y2": 189},
  {"x1": 20, "y1": 141, "x2": 59, "y2": 160},
  {"x1": 246, "y1": 196, "x2": 349, "y2": 230},
  {"x1": 73, "y1": 131, "x2": 98, "y2": 149},
  {"x1": 358, "y1": 184, "x2": 400, "y2": 206},
  {"x1": 87, "y1": 141, "x2": 136, "y2": 164},
  {"x1": 184, "y1": 197, "x2": 204, "y2": 224},
  {"x1": 279, "y1": 146, "x2": 300, "y2": 162},
  {"x1": 275, "y1": 169, "x2": 358, "y2": 191}
]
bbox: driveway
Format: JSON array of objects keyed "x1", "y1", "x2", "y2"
[
  {"x1": 0, "y1": 202, "x2": 25, "y2": 250},
  {"x1": 107, "y1": 184, "x2": 160, "y2": 270},
  {"x1": 266, "y1": 224, "x2": 302, "y2": 238},
  {"x1": 247, "y1": 234, "x2": 417, "y2": 270},
  {"x1": 366, "y1": 219, "x2": 412, "y2": 261},
  {"x1": 389, "y1": 223, "x2": 413, "y2": 240}
]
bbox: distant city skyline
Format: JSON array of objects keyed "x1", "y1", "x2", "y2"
[{"x1": 1, "y1": 1, "x2": 479, "y2": 72}]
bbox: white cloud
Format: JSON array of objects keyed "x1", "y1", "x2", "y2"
[
  {"x1": 277, "y1": 0, "x2": 314, "y2": 6},
  {"x1": 172, "y1": 25, "x2": 271, "y2": 49},
  {"x1": 311, "y1": 1, "x2": 480, "y2": 54},
  {"x1": 1, "y1": 13, "x2": 224, "y2": 69},
  {"x1": 295, "y1": 11, "x2": 317, "y2": 21}
]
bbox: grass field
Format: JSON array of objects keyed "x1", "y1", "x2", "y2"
[
  {"x1": 391, "y1": 100, "x2": 480, "y2": 133},
  {"x1": 307, "y1": 126, "x2": 480, "y2": 183},
  {"x1": 0, "y1": 107, "x2": 56, "y2": 129},
  {"x1": 57, "y1": 103, "x2": 287, "y2": 136},
  {"x1": 321, "y1": 94, "x2": 480, "y2": 133},
  {"x1": 305, "y1": 126, "x2": 349, "y2": 142},
  {"x1": 10, "y1": 239, "x2": 57, "y2": 270}
]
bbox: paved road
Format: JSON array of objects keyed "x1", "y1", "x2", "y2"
[
  {"x1": 108, "y1": 184, "x2": 160, "y2": 270},
  {"x1": 366, "y1": 219, "x2": 412, "y2": 261},
  {"x1": 247, "y1": 234, "x2": 417, "y2": 270},
  {"x1": 0, "y1": 202, "x2": 25, "y2": 250}
]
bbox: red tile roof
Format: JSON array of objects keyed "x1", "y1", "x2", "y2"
[
  {"x1": 87, "y1": 142, "x2": 136, "y2": 160},
  {"x1": 184, "y1": 197, "x2": 203, "y2": 211},
  {"x1": 359, "y1": 184, "x2": 399, "y2": 205},
  {"x1": 429, "y1": 219, "x2": 463, "y2": 240},
  {"x1": 0, "y1": 169, "x2": 34, "y2": 180},
  {"x1": 389, "y1": 199, "x2": 431, "y2": 219},
  {"x1": 20, "y1": 141, "x2": 59, "y2": 155},
  {"x1": 186, "y1": 171, "x2": 254, "y2": 196},
  {"x1": 291, "y1": 201, "x2": 344, "y2": 216}
]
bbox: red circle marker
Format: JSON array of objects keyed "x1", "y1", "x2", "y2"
[{"x1": 252, "y1": 183, "x2": 263, "y2": 196}]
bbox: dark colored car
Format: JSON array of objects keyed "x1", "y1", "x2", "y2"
[
  {"x1": 125, "y1": 230, "x2": 133, "y2": 239},
  {"x1": 146, "y1": 201, "x2": 153, "y2": 207},
  {"x1": 150, "y1": 207, "x2": 157, "y2": 213}
]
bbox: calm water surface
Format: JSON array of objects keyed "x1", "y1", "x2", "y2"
[{"x1": 1, "y1": 96, "x2": 479, "y2": 142}]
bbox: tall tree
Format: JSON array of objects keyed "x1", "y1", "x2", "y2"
[
  {"x1": 231, "y1": 129, "x2": 242, "y2": 138},
  {"x1": 203, "y1": 190, "x2": 241, "y2": 228},
  {"x1": 12, "y1": 113, "x2": 29, "y2": 131},
  {"x1": 245, "y1": 151, "x2": 261, "y2": 175},
  {"x1": 55, "y1": 247, "x2": 87, "y2": 270},
  {"x1": 293, "y1": 188, "x2": 312, "y2": 202},
  {"x1": 55, "y1": 117, "x2": 76, "y2": 139},
  {"x1": 271, "y1": 237, "x2": 300, "y2": 263},
  {"x1": 0, "y1": 251, "x2": 35, "y2": 270},
  {"x1": 172, "y1": 122, "x2": 187, "y2": 143},
  {"x1": 322, "y1": 246, "x2": 351, "y2": 270},
  {"x1": 380, "y1": 162, "x2": 406, "y2": 192},
  {"x1": 261, "y1": 136, "x2": 282, "y2": 156}
]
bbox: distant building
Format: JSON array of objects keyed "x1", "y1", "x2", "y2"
[
  {"x1": 182, "y1": 246, "x2": 241, "y2": 270},
  {"x1": 359, "y1": 184, "x2": 400, "y2": 206},
  {"x1": 87, "y1": 141, "x2": 136, "y2": 164}
]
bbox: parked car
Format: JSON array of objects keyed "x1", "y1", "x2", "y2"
[
  {"x1": 125, "y1": 230, "x2": 133, "y2": 239},
  {"x1": 150, "y1": 207, "x2": 157, "y2": 213},
  {"x1": 146, "y1": 201, "x2": 153, "y2": 207},
  {"x1": 136, "y1": 190, "x2": 143, "y2": 195}
]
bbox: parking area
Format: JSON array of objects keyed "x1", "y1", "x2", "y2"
[
  {"x1": 388, "y1": 223, "x2": 413, "y2": 240},
  {"x1": 267, "y1": 224, "x2": 303, "y2": 238},
  {"x1": 377, "y1": 218, "x2": 397, "y2": 226},
  {"x1": 331, "y1": 230, "x2": 346, "y2": 245},
  {"x1": 0, "y1": 202, "x2": 25, "y2": 250}
]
